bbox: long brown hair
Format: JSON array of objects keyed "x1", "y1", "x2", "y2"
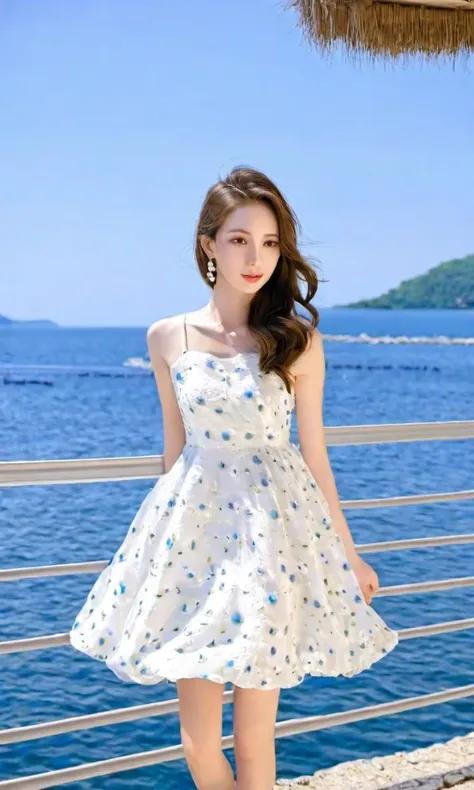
[{"x1": 194, "y1": 165, "x2": 322, "y2": 393}]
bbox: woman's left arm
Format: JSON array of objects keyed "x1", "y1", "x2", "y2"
[{"x1": 293, "y1": 328, "x2": 379, "y2": 604}]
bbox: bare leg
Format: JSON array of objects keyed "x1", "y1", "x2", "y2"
[
  {"x1": 177, "y1": 678, "x2": 235, "y2": 790},
  {"x1": 233, "y1": 685, "x2": 280, "y2": 790}
]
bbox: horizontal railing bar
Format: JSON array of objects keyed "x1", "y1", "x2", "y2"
[
  {"x1": 399, "y1": 617, "x2": 474, "y2": 640},
  {"x1": 0, "y1": 691, "x2": 233, "y2": 746},
  {"x1": 326, "y1": 421, "x2": 474, "y2": 446},
  {"x1": 0, "y1": 617, "x2": 473, "y2": 746},
  {"x1": 1, "y1": 532, "x2": 474, "y2": 584},
  {"x1": 1, "y1": 421, "x2": 473, "y2": 487},
  {"x1": 0, "y1": 692, "x2": 235, "y2": 746},
  {"x1": 358, "y1": 532, "x2": 474, "y2": 553},
  {"x1": 1, "y1": 574, "x2": 473, "y2": 657},
  {"x1": 376, "y1": 575, "x2": 474, "y2": 597},
  {"x1": 273, "y1": 683, "x2": 474, "y2": 739},
  {"x1": 342, "y1": 490, "x2": 474, "y2": 509},
  {"x1": 1, "y1": 684, "x2": 473, "y2": 787},
  {"x1": 0, "y1": 633, "x2": 70, "y2": 654},
  {"x1": 0, "y1": 454, "x2": 166, "y2": 488}
]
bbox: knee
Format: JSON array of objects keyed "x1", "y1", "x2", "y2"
[
  {"x1": 234, "y1": 725, "x2": 274, "y2": 764},
  {"x1": 181, "y1": 726, "x2": 223, "y2": 768}
]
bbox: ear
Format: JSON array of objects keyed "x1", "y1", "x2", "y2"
[{"x1": 199, "y1": 234, "x2": 215, "y2": 259}]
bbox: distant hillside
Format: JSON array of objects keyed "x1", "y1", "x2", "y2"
[
  {"x1": 340, "y1": 255, "x2": 474, "y2": 309},
  {"x1": 0, "y1": 313, "x2": 58, "y2": 328}
]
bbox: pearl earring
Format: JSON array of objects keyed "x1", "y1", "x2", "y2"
[{"x1": 207, "y1": 258, "x2": 216, "y2": 283}]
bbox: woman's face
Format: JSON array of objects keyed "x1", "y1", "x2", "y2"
[{"x1": 202, "y1": 201, "x2": 281, "y2": 292}]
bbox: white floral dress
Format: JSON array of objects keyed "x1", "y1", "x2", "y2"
[{"x1": 69, "y1": 316, "x2": 399, "y2": 689}]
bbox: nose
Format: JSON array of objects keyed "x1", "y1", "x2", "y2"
[{"x1": 245, "y1": 244, "x2": 259, "y2": 267}]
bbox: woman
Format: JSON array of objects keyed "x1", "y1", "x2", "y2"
[{"x1": 70, "y1": 165, "x2": 398, "y2": 790}]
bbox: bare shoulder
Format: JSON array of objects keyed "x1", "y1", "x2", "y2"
[
  {"x1": 292, "y1": 322, "x2": 324, "y2": 376},
  {"x1": 146, "y1": 313, "x2": 180, "y2": 344},
  {"x1": 146, "y1": 313, "x2": 184, "y2": 367}
]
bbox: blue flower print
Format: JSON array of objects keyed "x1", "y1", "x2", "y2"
[{"x1": 268, "y1": 592, "x2": 278, "y2": 604}]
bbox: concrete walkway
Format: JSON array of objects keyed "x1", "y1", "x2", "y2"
[{"x1": 275, "y1": 730, "x2": 474, "y2": 789}]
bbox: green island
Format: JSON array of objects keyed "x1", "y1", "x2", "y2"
[{"x1": 339, "y1": 254, "x2": 474, "y2": 309}]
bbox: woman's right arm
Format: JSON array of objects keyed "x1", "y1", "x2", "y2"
[{"x1": 146, "y1": 318, "x2": 186, "y2": 474}]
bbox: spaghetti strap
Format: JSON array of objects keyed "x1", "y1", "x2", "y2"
[{"x1": 182, "y1": 312, "x2": 188, "y2": 353}]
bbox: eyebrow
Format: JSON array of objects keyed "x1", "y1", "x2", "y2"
[{"x1": 226, "y1": 228, "x2": 279, "y2": 238}]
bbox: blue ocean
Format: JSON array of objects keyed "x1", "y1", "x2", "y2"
[{"x1": 1, "y1": 308, "x2": 473, "y2": 788}]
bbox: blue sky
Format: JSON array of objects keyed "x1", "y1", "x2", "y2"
[{"x1": 1, "y1": 0, "x2": 472, "y2": 327}]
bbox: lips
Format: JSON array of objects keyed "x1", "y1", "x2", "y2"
[{"x1": 242, "y1": 274, "x2": 263, "y2": 282}]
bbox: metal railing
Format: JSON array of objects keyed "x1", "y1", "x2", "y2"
[
  {"x1": 1, "y1": 420, "x2": 473, "y2": 788},
  {"x1": 1, "y1": 419, "x2": 474, "y2": 488}
]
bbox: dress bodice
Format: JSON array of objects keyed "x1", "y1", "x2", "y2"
[{"x1": 171, "y1": 349, "x2": 295, "y2": 452}]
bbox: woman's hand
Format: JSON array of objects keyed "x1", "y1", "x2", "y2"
[{"x1": 350, "y1": 554, "x2": 379, "y2": 605}]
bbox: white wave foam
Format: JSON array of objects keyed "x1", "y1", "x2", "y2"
[{"x1": 321, "y1": 333, "x2": 474, "y2": 345}]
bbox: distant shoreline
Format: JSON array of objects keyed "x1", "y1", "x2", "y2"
[
  {"x1": 0, "y1": 314, "x2": 59, "y2": 328},
  {"x1": 1, "y1": 304, "x2": 473, "y2": 331}
]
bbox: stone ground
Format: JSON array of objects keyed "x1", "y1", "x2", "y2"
[{"x1": 275, "y1": 730, "x2": 474, "y2": 789}]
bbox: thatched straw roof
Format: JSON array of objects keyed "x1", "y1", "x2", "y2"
[{"x1": 287, "y1": 0, "x2": 474, "y2": 61}]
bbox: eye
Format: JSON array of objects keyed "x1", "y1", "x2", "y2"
[{"x1": 265, "y1": 240, "x2": 279, "y2": 247}]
